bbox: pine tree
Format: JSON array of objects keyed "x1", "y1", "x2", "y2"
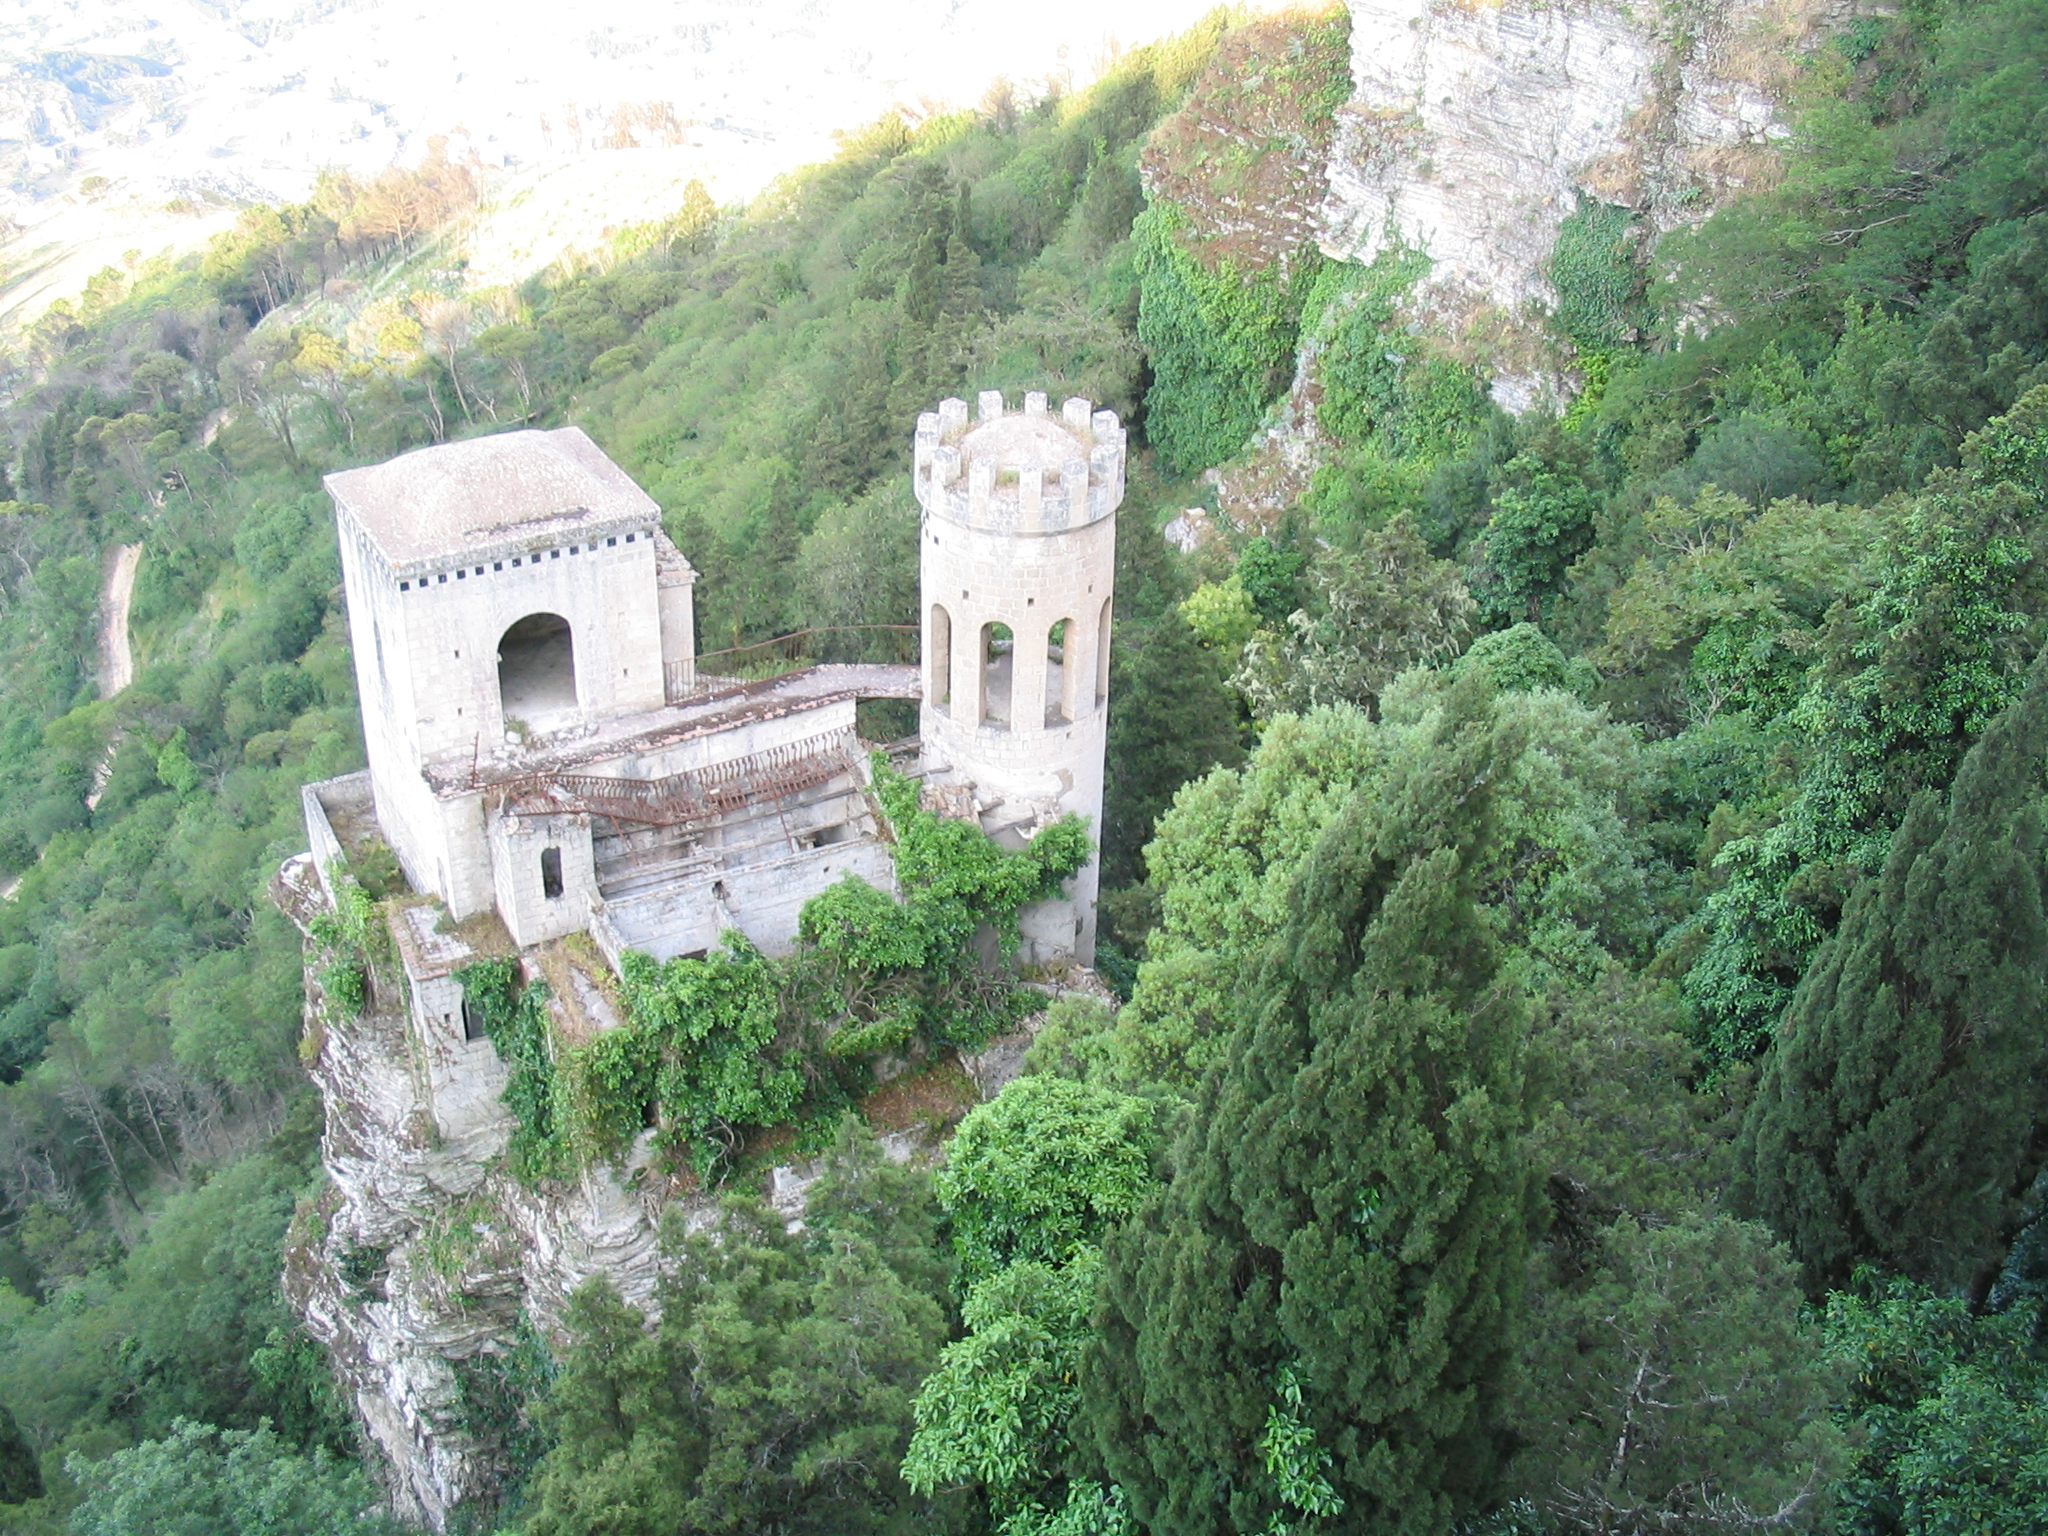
[
  {"x1": 1740, "y1": 647, "x2": 2048, "y2": 1299},
  {"x1": 1083, "y1": 675, "x2": 1533, "y2": 1535}
]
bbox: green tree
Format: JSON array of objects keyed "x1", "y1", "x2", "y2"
[
  {"x1": 1474, "y1": 456, "x2": 1599, "y2": 626},
  {"x1": 523, "y1": 1121, "x2": 952, "y2": 1536},
  {"x1": 1084, "y1": 674, "x2": 1534, "y2": 1535},
  {"x1": 1824, "y1": 1278, "x2": 2048, "y2": 1535},
  {"x1": 1235, "y1": 516, "x2": 1475, "y2": 720},
  {"x1": 1740, "y1": 647, "x2": 2048, "y2": 1298},
  {"x1": 1508, "y1": 1215, "x2": 1849, "y2": 1533},
  {"x1": 904, "y1": 1252, "x2": 1101, "y2": 1529},
  {"x1": 936, "y1": 1076, "x2": 1156, "y2": 1286},
  {"x1": 67, "y1": 1420, "x2": 399, "y2": 1536},
  {"x1": 1102, "y1": 603, "x2": 1244, "y2": 887}
]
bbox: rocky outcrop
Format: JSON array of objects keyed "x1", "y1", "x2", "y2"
[
  {"x1": 1318, "y1": 0, "x2": 1850, "y2": 403},
  {"x1": 276, "y1": 856, "x2": 672, "y2": 1530}
]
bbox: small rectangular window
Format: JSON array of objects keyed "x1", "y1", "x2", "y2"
[
  {"x1": 456, "y1": 569, "x2": 466, "y2": 579},
  {"x1": 606, "y1": 537, "x2": 617, "y2": 547},
  {"x1": 460, "y1": 997, "x2": 487, "y2": 1042},
  {"x1": 540, "y1": 847, "x2": 564, "y2": 900},
  {"x1": 494, "y1": 562, "x2": 503, "y2": 572},
  {"x1": 399, "y1": 581, "x2": 410, "y2": 591},
  {"x1": 625, "y1": 533, "x2": 636, "y2": 543},
  {"x1": 511, "y1": 557, "x2": 522, "y2": 567},
  {"x1": 550, "y1": 549, "x2": 560, "y2": 560},
  {"x1": 438, "y1": 573, "x2": 448, "y2": 583}
]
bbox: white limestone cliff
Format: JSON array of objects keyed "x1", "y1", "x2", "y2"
[
  {"x1": 1319, "y1": 0, "x2": 1848, "y2": 405},
  {"x1": 276, "y1": 856, "x2": 673, "y2": 1529}
]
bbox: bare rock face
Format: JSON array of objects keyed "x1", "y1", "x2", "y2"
[
  {"x1": 1319, "y1": 0, "x2": 1839, "y2": 403},
  {"x1": 276, "y1": 858, "x2": 671, "y2": 1531}
]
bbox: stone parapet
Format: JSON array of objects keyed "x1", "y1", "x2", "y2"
[{"x1": 913, "y1": 390, "x2": 1126, "y2": 534}]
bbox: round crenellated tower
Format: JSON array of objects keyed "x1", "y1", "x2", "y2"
[{"x1": 914, "y1": 389, "x2": 1123, "y2": 966}]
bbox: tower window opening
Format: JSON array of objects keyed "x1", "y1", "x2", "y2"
[
  {"x1": 982, "y1": 622, "x2": 1013, "y2": 730},
  {"x1": 461, "y1": 997, "x2": 487, "y2": 1041},
  {"x1": 540, "y1": 846, "x2": 564, "y2": 900},
  {"x1": 929, "y1": 603, "x2": 953, "y2": 708},
  {"x1": 1046, "y1": 617, "x2": 1075, "y2": 727},
  {"x1": 1095, "y1": 598, "x2": 1113, "y2": 710}
]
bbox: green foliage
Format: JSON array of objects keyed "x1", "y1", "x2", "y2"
[
  {"x1": 465, "y1": 760, "x2": 1091, "y2": 1182},
  {"x1": 66, "y1": 1419, "x2": 401, "y2": 1536},
  {"x1": 1473, "y1": 458, "x2": 1600, "y2": 626},
  {"x1": 455, "y1": 960, "x2": 567, "y2": 1181},
  {"x1": 936, "y1": 1076, "x2": 1156, "y2": 1285},
  {"x1": 1235, "y1": 538, "x2": 1306, "y2": 626},
  {"x1": 1451, "y1": 623, "x2": 1594, "y2": 698},
  {"x1": 1112, "y1": 678, "x2": 1657, "y2": 1101},
  {"x1": 1259, "y1": 1363, "x2": 1342, "y2": 1533},
  {"x1": 1824, "y1": 1278, "x2": 2048, "y2": 1534},
  {"x1": 1548, "y1": 200, "x2": 1644, "y2": 360},
  {"x1": 1235, "y1": 516, "x2": 1476, "y2": 719},
  {"x1": 1525, "y1": 969, "x2": 1724, "y2": 1234},
  {"x1": 522, "y1": 1121, "x2": 952, "y2": 1536},
  {"x1": 1102, "y1": 593, "x2": 1247, "y2": 888},
  {"x1": 1085, "y1": 675, "x2": 1534, "y2": 1536},
  {"x1": 1134, "y1": 202, "x2": 1330, "y2": 472},
  {"x1": 607, "y1": 939, "x2": 801, "y2": 1172},
  {"x1": 1677, "y1": 418, "x2": 2048, "y2": 1062},
  {"x1": 1180, "y1": 576, "x2": 1259, "y2": 656},
  {"x1": 1739, "y1": 649, "x2": 2048, "y2": 1297},
  {"x1": 1508, "y1": 1214, "x2": 1849, "y2": 1533},
  {"x1": 904, "y1": 1252, "x2": 1102, "y2": 1522},
  {"x1": 306, "y1": 865, "x2": 380, "y2": 1021}
]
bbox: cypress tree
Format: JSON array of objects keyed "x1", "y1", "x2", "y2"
[
  {"x1": 1740, "y1": 648, "x2": 2048, "y2": 1299},
  {"x1": 1084, "y1": 675, "x2": 1533, "y2": 1535}
]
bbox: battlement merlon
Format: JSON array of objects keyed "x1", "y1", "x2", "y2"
[{"x1": 912, "y1": 391, "x2": 1126, "y2": 535}]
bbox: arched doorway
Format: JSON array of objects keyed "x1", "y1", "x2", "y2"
[{"x1": 498, "y1": 613, "x2": 578, "y2": 728}]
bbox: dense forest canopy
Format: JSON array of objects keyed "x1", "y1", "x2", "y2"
[{"x1": 0, "y1": 0, "x2": 2045, "y2": 1529}]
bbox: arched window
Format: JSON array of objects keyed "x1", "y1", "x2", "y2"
[
  {"x1": 1094, "y1": 598, "x2": 1113, "y2": 709},
  {"x1": 498, "y1": 613, "x2": 577, "y2": 727},
  {"x1": 929, "y1": 603, "x2": 953, "y2": 708},
  {"x1": 982, "y1": 621, "x2": 1012, "y2": 729},
  {"x1": 1045, "y1": 617, "x2": 1077, "y2": 726}
]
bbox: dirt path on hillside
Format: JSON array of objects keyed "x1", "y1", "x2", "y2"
[{"x1": 98, "y1": 542, "x2": 141, "y2": 700}]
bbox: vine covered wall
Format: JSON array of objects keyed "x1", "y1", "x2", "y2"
[{"x1": 456, "y1": 759, "x2": 1090, "y2": 1180}]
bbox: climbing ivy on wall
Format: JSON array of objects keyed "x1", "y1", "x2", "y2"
[
  {"x1": 1314, "y1": 250, "x2": 1490, "y2": 462},
  {"x1": 1134, "y1": 202, "x2": 1331, "y2": 473},
  {"x1": 1550, "y1": 196, "x2": 1648, "y2": 414},
  {"x1": 456, "y1": 758, "x2": 1091, "y2": 1181},
  {"x1": 307, "y1": 864, "x2": 382, "y2": 1019},
  {"x1": 455, "y1": 959, "x2": 564, "y2": 1180}
]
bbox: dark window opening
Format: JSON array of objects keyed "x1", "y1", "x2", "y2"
[
  {"x1": 541, "y1": 846, "x2": 565, "y2": 899},
  {"x1": 461, "y1": 997, "x2": 487, "y2": 1042}
]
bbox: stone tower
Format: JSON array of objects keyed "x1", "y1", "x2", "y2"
[{"x1": 913, "y1": 390, "x2": 1123, "y2": 964}]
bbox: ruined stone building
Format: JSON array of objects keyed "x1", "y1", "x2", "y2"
[{"x1": 281, "y1": 394, "x2": 1122, "y2": 1523}]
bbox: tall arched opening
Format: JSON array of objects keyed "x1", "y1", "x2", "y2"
[
  {"x1": 981, "y1": 621, "x2": 1012, "y2": 729},
  {"x1": 1045, "y1": 617, "x2": 1077, "y2": 726},
  {"x1": 929, "y1": 603, "x2": 953, "y2": 708},
  {"x1": 1094, "y1": 598, "x2": 1113, "y2": 710},
  {"x1": 498, "y1": 613, "x2": 578, "y2": 727}
]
